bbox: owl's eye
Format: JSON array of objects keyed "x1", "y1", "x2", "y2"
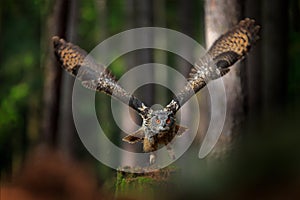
[
  {"x1": 166, "y1": 118, "x2": 171, "y2": 124},
  {"x1": 156, "y1": 119, "x2": 161, "y2": 124}
]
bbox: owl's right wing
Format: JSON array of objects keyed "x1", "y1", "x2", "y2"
[
  {"x1": 52, "y1": 36, "x2": 149, "y2": 116},
  {"x1": 165, "y1": 18, "x2": 260, "y2": 113}
]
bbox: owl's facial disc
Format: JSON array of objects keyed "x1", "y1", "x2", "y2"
[{"x1": 148, "y1": 109, "x2": 175, "y2": 133}]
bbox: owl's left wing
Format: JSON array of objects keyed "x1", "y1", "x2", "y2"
[
  {"x1": 52, "y1": 36, "x2": 149, "y2": 116},
  {"x1": 166, "y1": 18, "x2": 260, "y2": 113}
]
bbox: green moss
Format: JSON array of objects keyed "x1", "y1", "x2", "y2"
[{"x1": 115, "y1": 166, "x2": 179, "y2": 199}]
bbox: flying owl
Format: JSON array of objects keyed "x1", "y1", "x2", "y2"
[{"x1": 53, "y1": 18, "x2": 260, "y2": 164}]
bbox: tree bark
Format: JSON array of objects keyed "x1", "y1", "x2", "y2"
[
  {"x1": 176, "y1": 0, "x2": 196, "y2": 153},
  {"x1": 121, "y1": 0, "x2": 142, "y2": 166},
  {"x1": 57, "y1": 0, "x2": 79, "y2": 158},
  {"x1": 204, "y1": 0, "x2": 244, "y2": 155},
  {"x1": 153, "y1": 0, "x2": 168, "y2": 106},
  {"x1": 42, "y1": 0, "x2": 70, "y2": 147},
  {"x1": 134, "y1": 0, "x2": 155, "y2": 106}
]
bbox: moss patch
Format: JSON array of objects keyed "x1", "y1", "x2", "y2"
[{"x1": 115, "y1": 166, "x2": 178, "y2": 199}]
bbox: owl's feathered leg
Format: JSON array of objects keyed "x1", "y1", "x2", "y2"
[
  {"x1": 166, "y1": 143, "x2": 176, "y2": 160},
  {"x1": 143, "y1": 137, "x2": 158, "y2": 164}
]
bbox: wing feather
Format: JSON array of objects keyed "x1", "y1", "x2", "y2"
[
  {"x1": 52, "y1": 36, "x2": 149, "y2": 116},
  {"x1": 166, "y1": 18, "x2": 260, "y2": 113}
]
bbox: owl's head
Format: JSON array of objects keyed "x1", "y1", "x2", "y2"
[{"x1": 147, "y1": 109, "x2": 175, "y2": 134}]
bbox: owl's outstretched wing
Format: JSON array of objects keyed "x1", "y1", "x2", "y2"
[
  {"x1": 52, "y1": 36, "x2": 149, "y2": 116},
  {"x1": 166, "y1": 18, "x2": 260, "y2": 113}
]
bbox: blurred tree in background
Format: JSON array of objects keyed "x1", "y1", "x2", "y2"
[
  {"x1": 0, "y1": 0, "x2": 43, "y2": 176},
  {"x1": 1, "y1": 0, "x2": 300, "y2": 199}
]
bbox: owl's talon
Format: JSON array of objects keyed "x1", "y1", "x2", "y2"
[{"x1": 149, "y1": 153, "x2": 156, "y2": 165}]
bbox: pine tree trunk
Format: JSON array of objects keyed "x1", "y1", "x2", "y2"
[
  {"x1": 204, "y1": 0, "x2": 244, "y2": 155},
  {"x1": 121, "y1": 0, "x2": 142, "y2": 166},
  {"x1": 57, "y1": 0, "x2": 79, "y2": 158},
  {"x1": 42, "y1": 0, "x2": 70, "y2": 146}
]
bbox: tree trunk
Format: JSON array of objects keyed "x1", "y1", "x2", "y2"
[
  {"x1": 57, "y1": 0, "x2": 79, "y2": 158},
  {"x1": 42, "y1": 0, "x2": 70, "y2": 147},
  {"x1": 204, "y1": 0, "x2": 244, "y2": 156},
  {"x1": 153, "y1": 0, "x2": 168, "y2": 106},
  {"x1": 176, "y1": 0, "x2": 196, "y2": 153},
  {"x1": 134, "y1": 0, "x2": 155, "y2": 106},
  {"x1": 121, "y1": 0, "x2": 142, "y2": 166}
]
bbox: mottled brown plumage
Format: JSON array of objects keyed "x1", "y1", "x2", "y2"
[
  {"x1": 52, "y1": 18, "x2": 260, "y2": 164},
  {"x1": 207, "y1": 18, "x2": 260, "y2": 68},
  {"x1": 166, "y1": 18, "x2": 260, "y2": 113},
  {"x1": 52, "y1": 36, "x2": 147, "y2": 116}
]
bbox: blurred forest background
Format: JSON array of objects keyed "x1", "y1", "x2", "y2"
[{"x1": 1, "y1": 0, "x2": 300, "y2": 199}]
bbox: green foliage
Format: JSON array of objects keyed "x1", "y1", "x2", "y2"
[
  {"x1": 106, "y1": 0, "x2": 125, "y2": 34},
  {"x1": 0, "y1": 83, "x2": 29, "y2": 132},
  {"x1": 0, "y1": 0, "x2": 43, "y2": 173},
  {"x1": 78, "y1": 0, "x2": 101, "y2": 46}
]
